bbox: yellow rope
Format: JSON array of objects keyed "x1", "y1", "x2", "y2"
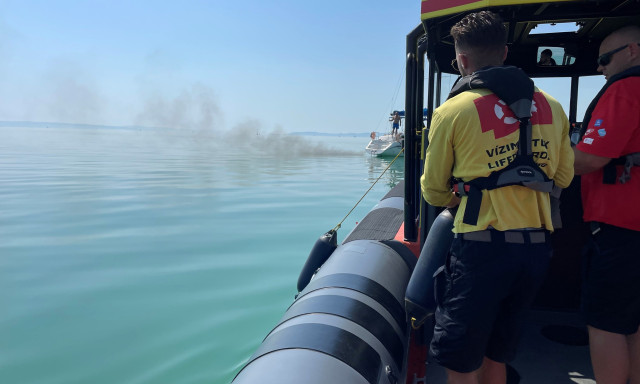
[{"x1": 332, "y1": 147, "x2": 405, "y2": 233}]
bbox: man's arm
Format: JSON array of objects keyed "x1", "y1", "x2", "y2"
[
  {"x1": 552, "y1": 114, "x2": 575, "y2": 188},
  {"x1": 573, "y1": 84, "x2": 639, "y2": 175},
  {"x1": 573, "y1": 147, "x2": 611, "y2": 175},
  {"x1": 421, "y1": 111, "x2": 456, "y2": 207}
]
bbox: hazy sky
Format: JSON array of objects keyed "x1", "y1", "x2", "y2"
[{"x1": 0, "y1": 1, "x2": 605, "y2": 133}]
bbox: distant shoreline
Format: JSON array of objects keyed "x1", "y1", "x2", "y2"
[
  {"x1": 289, "y1": 131, "x2": 372, "y2": 137},
  {"x1": 0, "y1": 120, "x2": 159, "y2": 131},
  {"x1": 0, "y1": 121, "x2": 375, "y2": 137}
]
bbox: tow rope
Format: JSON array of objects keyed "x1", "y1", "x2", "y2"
[{"x1": 332, "y1": 148, "x2": 405, "y2": 233}]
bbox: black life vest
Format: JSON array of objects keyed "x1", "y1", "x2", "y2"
[
  {"x1": 576, "y1": 65, "x2": 640, "y2": 184},
  {"x1": 447, "y1": 66, "x2": 555, "y2": 226}
]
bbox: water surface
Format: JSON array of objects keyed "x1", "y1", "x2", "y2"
[{"x1": 0, "y1": 125, "x2": 404, "y2": 384}]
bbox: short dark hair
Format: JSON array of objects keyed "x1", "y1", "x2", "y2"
[
  {"x1": 450, "y1": 11, "x2": 506, "y2": 55},
  {"x1": 541, "y1": 48, "x2": 553, "y2": 56}
]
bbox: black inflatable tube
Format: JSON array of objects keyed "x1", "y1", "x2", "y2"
[
  {"x1": 297, "y1": 273, "x2": 407, "y2": 333},
  {"x1": 235, "y1": 323, "x2": 382, "y2": 384},
  {"x1": 404, "y1": 209, "x2": 455, "y2": 326},
  {"x1": 273, "y1": 294, "x2": 405, "y2": 368}
]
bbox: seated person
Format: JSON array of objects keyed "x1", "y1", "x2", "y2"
[{"x1": 538, "y1": 49, "x2": 557, "y2": 66}]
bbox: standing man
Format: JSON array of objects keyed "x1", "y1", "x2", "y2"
[
  {"x1": 574, "y1": 25, "x2": 640, "y2": 384},
  {"x1": 391, "y1": 111, "x2": 402, "y2": 137},
  {"x1": 421, "y1": 11, "x2": 574, "y2": 384}
]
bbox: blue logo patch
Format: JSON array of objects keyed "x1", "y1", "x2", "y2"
[
  {"x1": 594, "y1": 119, "x2": 603, "y2": 127},
  {"x1": 598, "y1": 129, "x2": 606, "y2": 137}
]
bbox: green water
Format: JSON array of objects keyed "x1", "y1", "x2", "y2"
[{"x1": 0, "y1": 125, "x2": 404, "y2": 384}]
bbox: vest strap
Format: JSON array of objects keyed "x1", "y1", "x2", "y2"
[
  {"x1": 444, "y1": 66, "x2": 550, "y2": 226},
  {"x1": 603, "y1": 152, "x2": 640, "y2": 184},
  {"x1": 462, "y1": 186, "x2": 483, "y2": 226}
]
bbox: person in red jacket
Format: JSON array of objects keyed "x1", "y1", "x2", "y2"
[{"x1": 574, "y1": 25, "x2": 640, "y2": 384}]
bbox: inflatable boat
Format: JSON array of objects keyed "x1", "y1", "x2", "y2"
[{"x1": 233, "y1": 1, "x2": 640, "y2": 382}]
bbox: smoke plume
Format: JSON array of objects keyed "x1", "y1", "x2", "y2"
[
  {"x1": 134, "y1": 83, "x2": 222, "y2": 131},
  {"x1": 225, "y1": 121, "x2": 360, "y2": 158}
]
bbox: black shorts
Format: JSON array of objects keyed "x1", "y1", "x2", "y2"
[
  {"x1": 429, "y1": 230, "x2": 551, "y2": 373},
  {"x1": 582, "y1": 222, "x2": 640, "y2": 335}
]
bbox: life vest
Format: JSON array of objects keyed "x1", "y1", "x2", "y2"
[
  {"x1": 575, "y1": 65, "x2": 640, "y2": 184},
  {"x1": 446, "y1": 66, "x2": 556, "y2": 226}
]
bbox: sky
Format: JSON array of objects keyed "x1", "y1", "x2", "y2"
[{"x1": 0, "y1": 1, "x2": 605, "y2": 134}]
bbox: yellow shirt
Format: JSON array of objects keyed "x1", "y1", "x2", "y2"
[{"x1": 421, "y1": 87, "x2": 574, "y2": 233}]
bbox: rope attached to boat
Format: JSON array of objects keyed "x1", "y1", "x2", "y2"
[{"x1": 332, "y1": 148, "x2": 405, "y2": 233}]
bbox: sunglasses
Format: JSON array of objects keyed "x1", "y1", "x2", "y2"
[
  {"x1": 597, "y1": 43, "x2": 640, "y2": 66},
  {"x1": 451, "y1": 58, "x2": 459, "y2": 72}
]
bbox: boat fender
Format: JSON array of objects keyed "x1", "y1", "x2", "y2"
[
  {"x1": 296, "y1": 229, "x2": 338, "y2": 292},
  {"x1": 370, "y1": 131, "x2": 376, "y2": 140},
  {"x1": 404, "y1": 208, "x2": 455, "y2": 328}
]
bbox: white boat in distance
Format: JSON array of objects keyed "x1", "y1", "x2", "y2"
[{"x1": 366, "y1": 132, "x2": 405, "y2": 157}]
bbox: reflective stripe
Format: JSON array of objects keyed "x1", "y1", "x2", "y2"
[
  {"x1": 236, "y1": 323, "x2": 381, "y2": 384},
  {"x1": 455, "y1": 230, "x2": 548, "y2": 244},
  {"x1": 276, "y1": 295, "x2": 405, "y2": 369},
  {"x1": 297, "y1": 273, "x2": 407, "y2": 334}
]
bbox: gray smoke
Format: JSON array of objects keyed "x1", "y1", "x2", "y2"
[
  {"x1": 132, "y1": 81, "x2": 360, "y2": 158},
  {"x1": 225, "y1": 121, "x2": 360, "y2": 158},
  {"x1": 134, "y1": 83, "x2": 222, "y2": 132},
  {"x1": 16, "y1": 60, "x2": 106, "y2": 124}
]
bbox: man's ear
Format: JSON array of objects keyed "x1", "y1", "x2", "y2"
[{"x1": 458, "y1": 53, "x2": 470, "y2": 71}]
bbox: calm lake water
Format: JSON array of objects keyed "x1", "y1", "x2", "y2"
[{"x1": 0, "y1": 124, "x2": 404, "y2": 384}]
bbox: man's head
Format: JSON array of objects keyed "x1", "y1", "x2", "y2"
[
  {"x1": 539, "y1": 49, "x2": 553, "y2": 65},
  {"x1": 450, "y1": 11, "x2": 508, "y2": 76},
  {"x1": 597, "y1": 25, "x2": 640, "y2": 80}
]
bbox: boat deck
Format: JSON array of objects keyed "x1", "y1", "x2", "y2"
[
  {"x1": 422, "y1": 309, "x2": 595, "y2": 383},
  {"x1": 365, "y1": 134, "x2": 404, "y2": 157}
]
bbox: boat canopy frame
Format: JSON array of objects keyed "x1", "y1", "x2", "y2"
[{"x1": 403, "y1": 0, "x2": 640, "y2": 245}]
